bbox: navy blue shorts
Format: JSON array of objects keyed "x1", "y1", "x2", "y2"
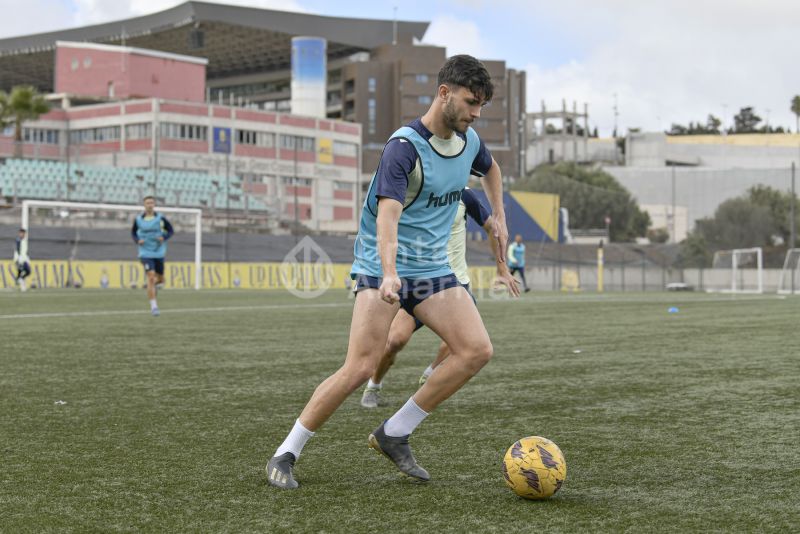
[
  {"x1": 140, "y1": 258, "x2": 165, "y2": 275},
  {"x1": 353, "y1": 274, "x2": 461, "y2": 316}
]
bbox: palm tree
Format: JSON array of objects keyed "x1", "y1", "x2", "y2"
[
  {"x1": 792, "y1": 95, "x2": 800, "y2": 134},
  {"x1": 0, "y1": 86, "x2": 50, "y2": 158}
]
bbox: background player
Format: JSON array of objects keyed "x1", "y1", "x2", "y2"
[
  {"x1": 360, "y1": 187, "x2": 520, "y2": 408},
  {"x1": 507, "y1": 234, "x2": 530, "y2": 292},
  {"x1": 13, "y1": 228, "x2": 31, "y2": 292},
  {"x1": 266, "y1": 54, "x2": 507, "y2": 489},
  {"x1": 131, "y1": 196, "x2": 174, "y2": 316}
]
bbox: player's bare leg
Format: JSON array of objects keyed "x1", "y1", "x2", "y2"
[
  {"x1": 419, "y1": 340, "x2": 450, "y2": 385},
  {"x1": 146, "y1": 270, "x2": 159, "y2": 316},
  {"x1": 361, "y1": 311, "x2": 417, "y2": 408},
  {"x1": 268, "y1": 288, "x2": 398, "y2": 489},
  {"x1": 410, "y1": 286, "x2": 492, "y2": 411},
  {"x1": 369, "y1": 286, "x2": 491, "y2": 482}
]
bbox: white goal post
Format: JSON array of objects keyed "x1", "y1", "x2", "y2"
[
  {"x1": 21, "y1": 200, "x2": 203, "y2": 290},
  {"x1": 708, "y1": 247, "x2": 764, "y2": 294},
  {"x1": 777, "y1": 248, "x2": 800, "y2": 295}
]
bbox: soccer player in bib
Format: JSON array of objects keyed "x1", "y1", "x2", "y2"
[
  {"x1": 266, "y1": 55, "x2": 508, "y2": 489},
  {"x1": 13, "y1": 228, "x2": 31, "y2": 292},
  {"x1": 507, "y1": 234, "x2": 530, "y2": 292},
  {"x1": 131, "y1": 196, "x2": 173, "y2": 316},
  {"x1": 360, "y1": 187, "x2": 520, "y2": 408}
]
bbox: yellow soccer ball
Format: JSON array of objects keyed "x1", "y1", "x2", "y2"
[{"x1": 502, "y1": 436, "x2": 566, "y2": 499}]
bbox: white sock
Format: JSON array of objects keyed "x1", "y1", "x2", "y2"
[
  {"x1": 422, "y1": 365, "x2": 434, "y2": 378},
  {"x1": 384, "y1": 397, "x2": 429, "y2": 437},
  {"x1": 150, "y1": 299, "x2": 158, "y2": 310},
  {"x1": 274, "y1": 419, "x2": 315, "y2": 459},
  {"x1": 367, "y1": 378, "x2": 382, "y2": 389},
  {"x1": 19, "y1": 279, "x2": 26, "y2": 291}
]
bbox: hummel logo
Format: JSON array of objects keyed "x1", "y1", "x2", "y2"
[{"x1": 426, "y1": 189, "x2": 462, "y2": 208}]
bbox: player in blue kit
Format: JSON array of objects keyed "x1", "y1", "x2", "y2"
[
  {"x1": 266, "y1": 55, "x2": 508, "y2": 489},
  {"x1": 360, "y1": 187, "x2": 520, "y2": 408},
  {"x1": 131, "y1": 196, "x2": 174, "y2": 316}
]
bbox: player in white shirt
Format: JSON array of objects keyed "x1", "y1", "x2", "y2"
[{"x1": 13, "y1": 228, "x2": 31, "y2": 292}]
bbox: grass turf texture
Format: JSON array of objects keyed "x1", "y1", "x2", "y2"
[{"x1": 1, "y1": 289, "x2": 798, "y2": 532}]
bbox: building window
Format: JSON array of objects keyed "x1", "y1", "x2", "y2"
[
  {"x1": 69, "y1": 126, "x2": 120, "y2": 144},
  {"x1": 237, "y1": 129, "x2": 275, "y2": 147},
  {"x1": 160, "y1": 123, "x2": 207, "y2": 141},
  {"x1": 334, "y1": 181, "x2": 354, "y2": 191},
  {"x1": 416, "y1": 74, "x2": 429, "y2": 84},
  {"x1": 23, "y1": 128, "x2": 60, "y2": 144},
  {"x1": 368, "y1": 77, "x2": 376, "y2": 93},
  {"x1": 125, "y1": 123, "x2": 151, "y2": 140},
  {"x1": 418, "y1": 95, "x2": 432, "y2": 105},
  {"x1": 367, "y1": 98, "x2": 376, "y2": 135},
  {"x1": 333, "y1": 141, "x2": 357, "y2": 158},
  {"x1": 280, "y1": 135, "x2": 314, "y2": 151},
  {"x1": 281, "y1": 176, "x2": 312, "y2": 186}
]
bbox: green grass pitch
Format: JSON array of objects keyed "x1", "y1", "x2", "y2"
[{"x1": 1, "y1": 289, "x2": 798, "y2": 532}]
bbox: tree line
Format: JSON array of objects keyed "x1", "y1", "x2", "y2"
[{"x1": 669, "y1": 97, "x2": 800, "y2": 135}]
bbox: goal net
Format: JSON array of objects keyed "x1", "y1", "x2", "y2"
[
  {"x1": 777, "y1": 248, "x2": 800, "y2": 295},
  {"x1": 20, "y1": 200, "x2": 202, "y2": 290},
  {"x1": 707, "y1": 247, "x2": 763, "y2": 294}
]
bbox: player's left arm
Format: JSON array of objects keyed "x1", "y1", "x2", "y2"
[
  {"x1": 482, "y1": 216, "x2": 520, "y2": 297},
  {"x1": 471, "y1": 139, "x2": 508, "y2": 262},
  {"x1": 463, "y1": 189, "x2": 519, "y2": 297},
  {"x1": 160, "y1": 217, "x2": 175, "y2": 242},
  {"x1": 480, "y1": 160, "x2": 507, "y2": 263}
]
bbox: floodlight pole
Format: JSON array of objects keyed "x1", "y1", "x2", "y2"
[
  {"x1": 294, "y1": 134, "x2": 299, "y2": 245},
  {"x1": 789, "y1": 161, "x2": 797, "y2": 295}
]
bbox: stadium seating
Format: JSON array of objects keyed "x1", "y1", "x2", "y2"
[{"x1": 0, "y1": 158, "x2": 270, "y2": 212}]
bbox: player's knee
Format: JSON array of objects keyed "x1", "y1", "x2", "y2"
[
  {"x1": 385, "y1": 334, "x2": 409, "y2": 355},
  {"x1": 465, "y1": 340, "x2": 493, "y2": 372},
  {"x1": 343, "y1": 360, "x2": 376, "y2": 388}
]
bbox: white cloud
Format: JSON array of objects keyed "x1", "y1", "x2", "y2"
[
  {"x1": 0, "y1": 0, "x2": 74, "y2": 38},
  {"x1": 520, "y1": 0, "x2": 800, "y2": 135},
  {"x1": 422, "y1": 15, "x2": 497, "y2": 60}
]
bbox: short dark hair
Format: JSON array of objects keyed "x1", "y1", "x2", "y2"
[
  {"x1": 143, "y1": 195, "x2": 155, "y2": 202},
  {"x1": 18, "y1": 228, "x2": 26, "y2": 233},
  {"x1": 437, "y1": 54, "x2": 494, "y2": 102}
]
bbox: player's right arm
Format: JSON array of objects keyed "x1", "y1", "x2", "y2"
[
  {"x1": 377, "y1": 198, "x2": 403, "y2": 304},
  {"x1": 373, "y1": 139, "x2": 415, "y2": 304},
  {"x1": 131, "y1": 220, "x2": 143, "y2": 245}
]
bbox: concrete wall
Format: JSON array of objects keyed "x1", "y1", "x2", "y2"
[
  {"x1": 527, "y1": 137, "x2": 619, "y2": 168},
  {"x1": 606, "y1": 166, "x2": 794, "y2": 227},
  {"x1": 55, "y1": 43, "x2": 206, "y2": 103},
  {"x1": 625, "y1": 132, "x2": 800, "y2": 168}
]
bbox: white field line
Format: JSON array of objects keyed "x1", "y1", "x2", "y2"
[{"x1": 0, "y1": 302, "x2": 352, "y2": 321}]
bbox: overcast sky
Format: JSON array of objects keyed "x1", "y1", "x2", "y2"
[{"x1": 1, "y1": 0, "x2": 798, "y2": 136}]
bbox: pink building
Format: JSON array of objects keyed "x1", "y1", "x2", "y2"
[{"x1": 54, "y1": 42, "x2": 207, "y2": 103}]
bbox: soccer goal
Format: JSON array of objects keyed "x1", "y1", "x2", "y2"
[
  {"x1": 20, "y1": 200, "x2": 203, "y2": 290},
  {"x1": 776, "y1": 248, "x2": 800, "y2": 295},
  {"x1": 707, "y1": 247, "x2": 763, "y2": 294}
]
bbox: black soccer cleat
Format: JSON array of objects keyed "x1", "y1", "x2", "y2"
[
  {"x1": 368, "y1": 422, "x2": 430, "y2": 482},
  {"x1": 266, "y1": 452, "x2": 299, "y2": 489}
]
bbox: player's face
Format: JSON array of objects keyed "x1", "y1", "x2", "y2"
[
  {"x1": 144, "y1": 198, "x2": 155, "y2": 214},
  {"x1": 443, "y1": 86, "x2": 486, "y2": 134}
]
